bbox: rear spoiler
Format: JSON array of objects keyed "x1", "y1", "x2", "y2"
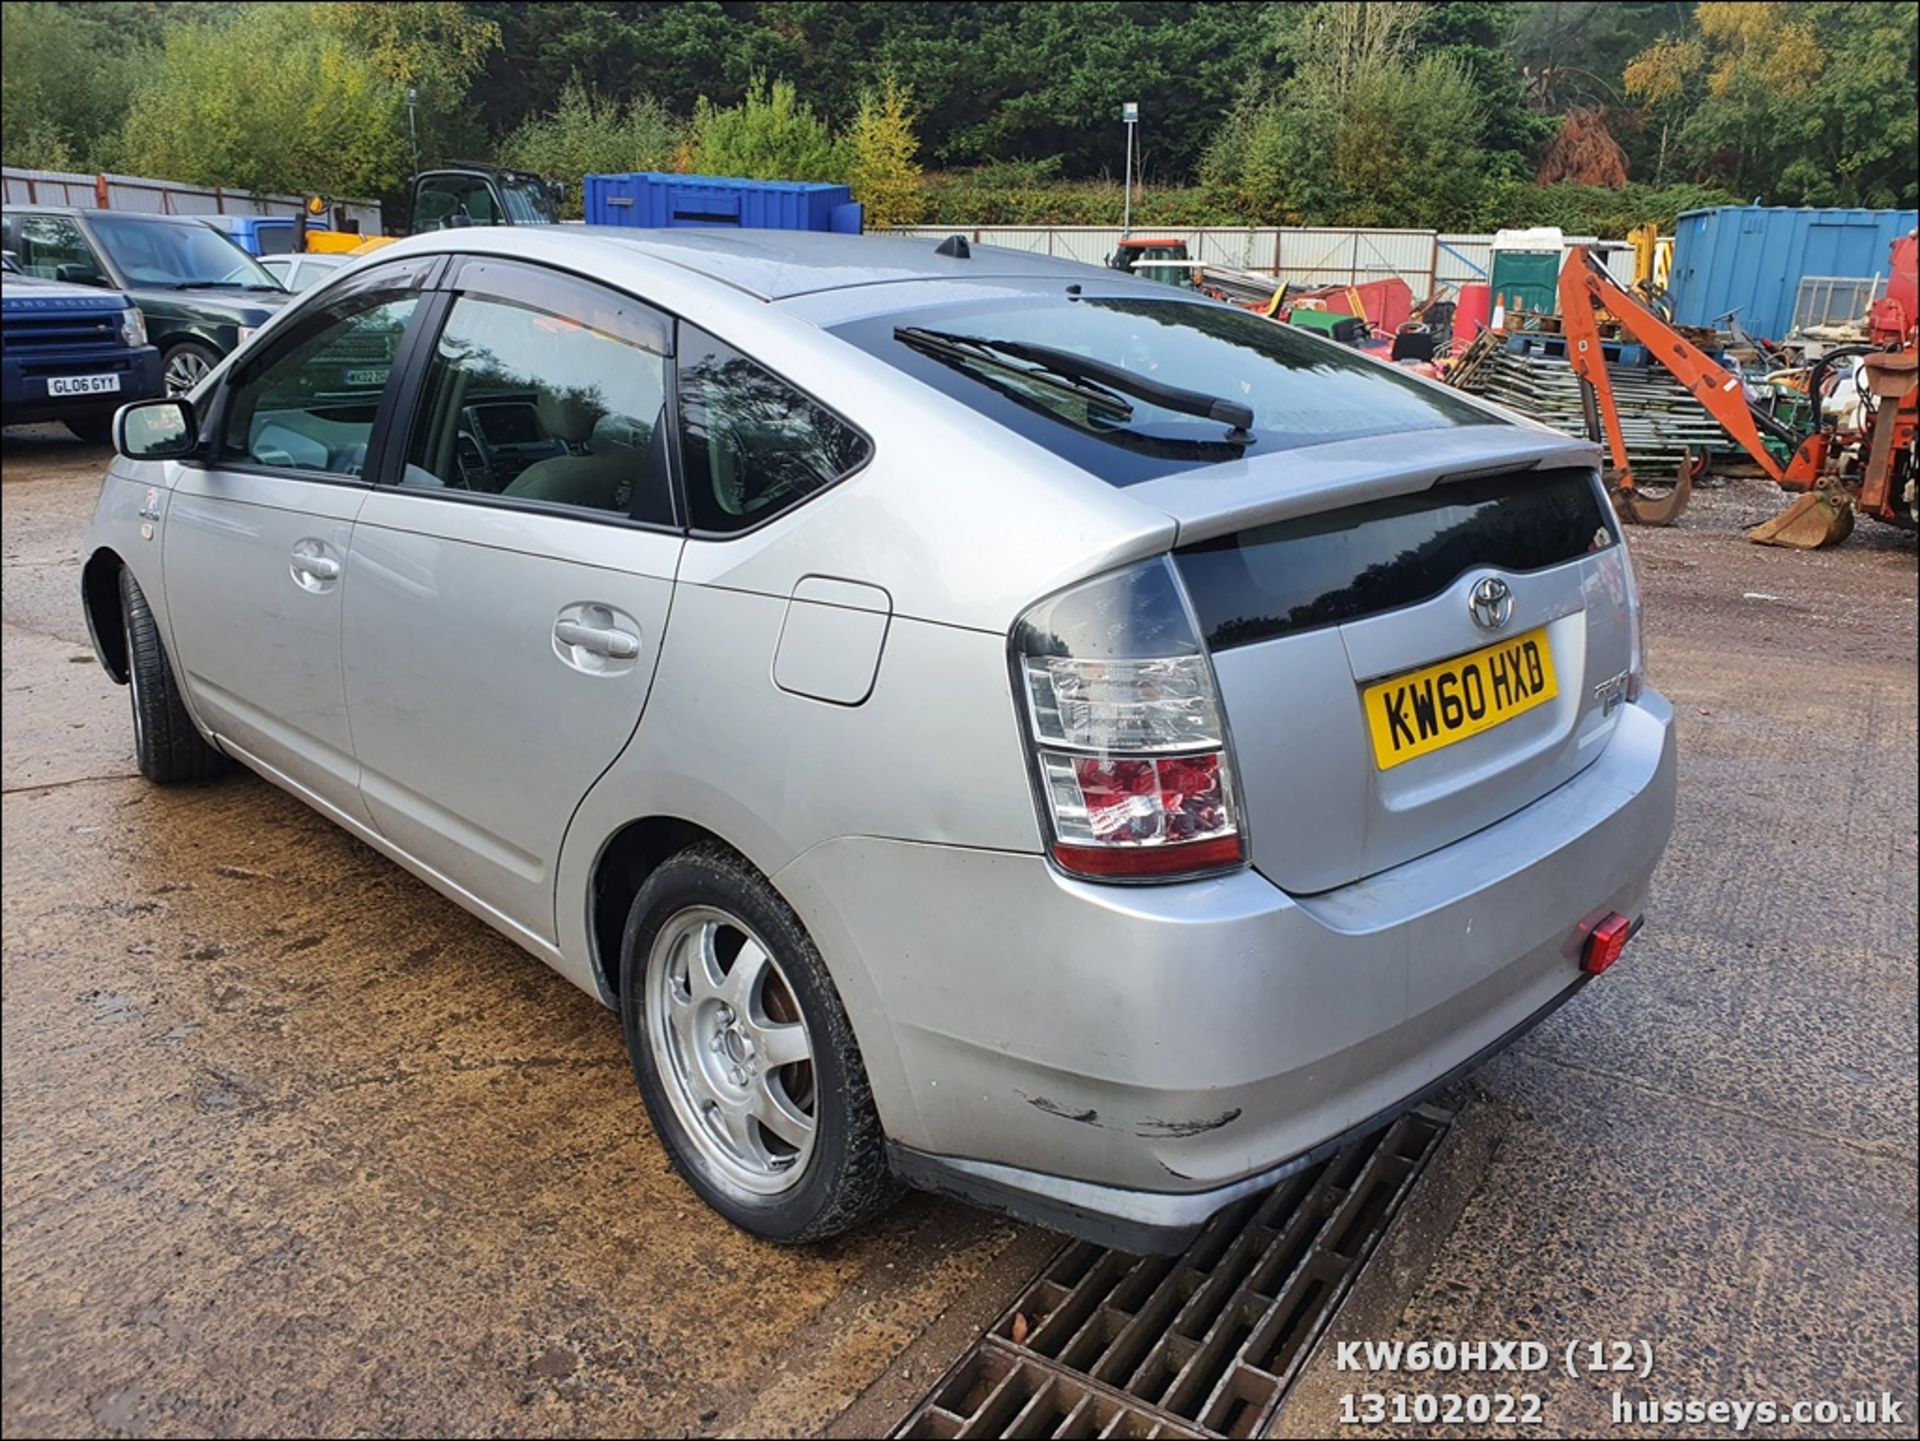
[{"x1": 1120, "y1": 426, "x2": 1602, "y2": 547}]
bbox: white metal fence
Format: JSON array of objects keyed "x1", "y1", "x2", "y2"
[
  {"x1": 3, "y1": 166, "x2": 383, "y2": 236},
  {"x1": 889, "y1": 224, "x2": 1637, "y2": 297}
]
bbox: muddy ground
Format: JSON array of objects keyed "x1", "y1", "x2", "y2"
[{"x1": 3, "y1": 428, "x2": 1915, "y2": 1439}]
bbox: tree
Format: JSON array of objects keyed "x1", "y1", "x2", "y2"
[
  {"x1": 845, "y1": 75, "x2": 926, "y2": 227},
  {"x1": 0, "y1": 2, "x2": 156, "y2": 170},
  {"x1": 310, "y1": 1, "x2": 500, "y2": 174},
  {"x1": 1201, "y1": 4, "x2": 1493, "y2": 229},
  {"x1": 500, "y1": 79, "x2": 679, "y2": 216},
  {"x1": 686, "y1": 75, "x2": 845, "y2": 183},
  {"x1": 1536, "y1": 108, "x2": 1630, "y2": 187},
  {"x1": 115, "y1": 5, "x2": 407, "y2": 200}
]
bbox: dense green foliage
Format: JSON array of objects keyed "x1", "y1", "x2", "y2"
[
  {"x1": 499, "y1": 81, "x2": 677, "y2": 216},
  {"x1": 686, "y1": 76, "x2": 845, "y2": 183},
  {"x1": 116, "y1": 4, "x2": 410, "y2": 199},
  {"x1": 2, "y1": 1, "x2": 1912, "y2": 230}
]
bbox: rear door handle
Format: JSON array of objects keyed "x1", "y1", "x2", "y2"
[
  {"x1": 290, "y1": 553, "x2": 340, "y2": 581},
  {"x1": 554, "y1": 619, "x2": 640, "y2": 659}
]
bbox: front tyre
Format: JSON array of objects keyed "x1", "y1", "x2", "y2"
[
  {"x1": 120, "y1": 568, "x2": 226, "y2": 783},
  {"x1": 161, "y1": 340, "x2": 219, "y2": 396},
  {"x1": 620, "y1": 845, "x2": 898, "y2": 1243}
]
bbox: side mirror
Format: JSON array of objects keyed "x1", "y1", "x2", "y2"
[
  {"x1": 115, "y1": 398, "x2": 198, "y2": 460},
  {"x1": 55, "y1": 264, "x2": 106, "y2": 286}
]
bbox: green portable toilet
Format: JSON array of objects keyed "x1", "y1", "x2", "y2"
[{"x1": 1490, "y1": 228, "x2": 1565, "y2": 319}]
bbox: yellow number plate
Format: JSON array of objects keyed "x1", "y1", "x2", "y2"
[{"x1": 1363, "y1": 627, "x2": 1558, "y2": 770}]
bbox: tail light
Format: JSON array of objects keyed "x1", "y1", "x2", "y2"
[{"x1": 1012, "y1": 557, "x2": 1245, "y2": 882}]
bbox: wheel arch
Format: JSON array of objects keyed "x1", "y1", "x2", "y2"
[
  {"x1": 82, "y1": 546, "x2": 130, "y2": 683},
  {"x1": 586, "y1": 815, "x2": 732, "y2": 1003}
]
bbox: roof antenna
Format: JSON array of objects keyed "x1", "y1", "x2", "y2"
[{"x1": 934, "y1": 234, "x2": 970, "y2": 259}]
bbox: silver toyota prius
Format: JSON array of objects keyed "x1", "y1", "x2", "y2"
[{"x1": 82, "y1": 228, "x2": 1676, "y2": 1253}]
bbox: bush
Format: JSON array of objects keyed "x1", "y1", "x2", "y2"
[
  {"x1": 686, "y1": 76, "x2": 845, "y2": 184},
  {"x1": 1471, "y1": 179, "x2": 1738, "y2": 235},
  {"x1": 501, "y1": 79, "x2": 678, "y2": 218}
]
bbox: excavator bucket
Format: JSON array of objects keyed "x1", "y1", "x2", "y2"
[
  {"x1": 1750, "y1": 488, "x2": 1855, "y2": 549},
  {"x1": 1610, "y1": 466, "x2": 1693, "y2": 526}
]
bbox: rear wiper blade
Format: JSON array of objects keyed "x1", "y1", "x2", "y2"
[
  {"x1": 895, "y1": 326, "x2": 1135, "y2": 422},
  {"x1": 896, "y1": 326, "x2": 1255, "y2": 437}
]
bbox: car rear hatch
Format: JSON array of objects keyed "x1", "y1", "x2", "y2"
[{"x1": 1127, "y1": 428, "x2": 1633, "y2": 895}]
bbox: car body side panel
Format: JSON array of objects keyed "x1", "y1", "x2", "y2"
[
  {"x1": 162, "y1": 466, "x2": 372, "y2": 823},
  {"x1": 83, "y1": 464, "x2": 186, "y2": 690},
  {"x1": 343, "y1": 493, "x2": 681, "y2": 946},
  {"x1": 552, "y1": 578, "x2": 1047, "y2": 1131}
]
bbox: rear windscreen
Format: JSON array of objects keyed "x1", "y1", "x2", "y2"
[
  {"x1": 1175, "y1": 467, "x2": 1615, "y2": 651},
  {"x1": 830, "y1": 296, "x2": 1502, "y2": 487}
]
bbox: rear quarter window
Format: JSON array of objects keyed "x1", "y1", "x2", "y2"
[
  {"x1": 677, "y1": 324, "x2": 870, "y2": 534},
  {"x1": 831, "y1": 295, "x2": 1502, "y2": 487}
]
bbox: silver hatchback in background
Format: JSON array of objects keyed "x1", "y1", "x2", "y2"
[{"x1": 83, "y1": 229, "x2": 1675, "y2": 1252}]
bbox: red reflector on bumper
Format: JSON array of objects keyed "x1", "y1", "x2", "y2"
[
  {"x1": 1053, "y1": 833, "x2": 1243, "y2": 880},
  {"x1": 1583, "y1": 912, "x2": 1636, "y2": 975}
]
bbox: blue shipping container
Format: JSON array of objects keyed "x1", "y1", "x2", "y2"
[
  {"x1": 1668, "y1": 205, "x2": 1918, "y2": 340},
  {"x1": 584, "y1": 173, "x2": 863, "y2": 234}
]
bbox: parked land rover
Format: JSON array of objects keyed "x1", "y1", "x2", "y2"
[
  {"x1": 82, "y1": 230, "x2": 1676, "y2": 1251},
  {"x1": 1, "y1": 267, "x2": 162, "y2": 442},
  {"x1": 2, "y1": 207, "x2": 288, "y2": 395}
]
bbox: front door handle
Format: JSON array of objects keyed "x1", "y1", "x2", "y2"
[
  {"x1": 291, "y1": 553, "x2": 340, "y2": 581},
  {"x1": 554, "y1": 619, "x2": 640, "y2": 659}
]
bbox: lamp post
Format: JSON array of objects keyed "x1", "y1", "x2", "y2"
[
  {"x1": 406, "y1": 87, "x2": 420, "y2": 177},
  {"x1": 1121, "y1": 100, "x2": 1139, "y2": 235}
]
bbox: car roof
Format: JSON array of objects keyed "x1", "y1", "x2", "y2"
[
  {"x1": 551, "y1": 227, "x2": 1104, "y2": 302},
  {"x1": 5, "y1": 205, "x2": 224, "y2": 226}
]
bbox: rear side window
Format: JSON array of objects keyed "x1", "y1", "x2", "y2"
[
  {"x1": 831, "y1": 295, "x2": 1501, "y2": 487},
  {"x1": 1175, "y1": 467, "x2": 1615, "y2": 651},
  {"x1": 401, "y1": 286, "x2": 674, "y2": 525},
  {"x1": 677, "y1": 324, "x2": 870, "y2": 534},
  {"x1": 5, "y1": 214, "x2": 102, "y2": 281}
]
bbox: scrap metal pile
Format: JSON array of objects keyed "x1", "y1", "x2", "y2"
[{"x1": 1449, "y1": 336, "x2": 1728, "y2": 480}]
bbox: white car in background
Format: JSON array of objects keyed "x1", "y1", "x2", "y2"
[{"x1": 258, "y1": 252, "x2": 350, "y2": 293}]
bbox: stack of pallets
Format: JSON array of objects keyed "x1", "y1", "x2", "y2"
[{"x1": 1454, "y1": 341, "x2": 1733, "y2": 478}]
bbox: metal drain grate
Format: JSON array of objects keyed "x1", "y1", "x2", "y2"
[{"x1": 896, "y1": 1107, "x2": 1450, "y2": 1440}]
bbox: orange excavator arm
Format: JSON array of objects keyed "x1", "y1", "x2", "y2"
[{"x1": 1556, "y1": 245, "x2": 1828, "y2": 524}]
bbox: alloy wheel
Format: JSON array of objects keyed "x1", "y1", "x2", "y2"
[
  {"x1": 645, "y1": 906, "x2": 818, "y2": 1199},
  {"x1": 164, "y1": 349, "x2": 211, "y2": 395}
]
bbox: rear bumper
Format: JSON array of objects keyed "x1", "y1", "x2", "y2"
[
  {"x1": 775, "y1": 690, "x2": 1676, "y2": 1248},
  {"x1": 890, "y1": 976, "x2": 1585, "y2": 1254}
]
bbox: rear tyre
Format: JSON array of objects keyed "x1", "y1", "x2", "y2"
[
  {"x1": 620, "y1": 844, "x2": 899, "y2": 1244},
  {"x1": 119, "y1": 568, "x2": 226, "y2": 784},
  {"x1": 65, "y1": 413, "x2": 115, "y2": 446}
]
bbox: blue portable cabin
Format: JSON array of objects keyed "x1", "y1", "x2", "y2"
[
  {"x1": 584, "y1": 173, "x2": 862, "y2": 234},
  {"x1": 1667, "y1": 205, "x2": 1919, "y2": 341}
]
